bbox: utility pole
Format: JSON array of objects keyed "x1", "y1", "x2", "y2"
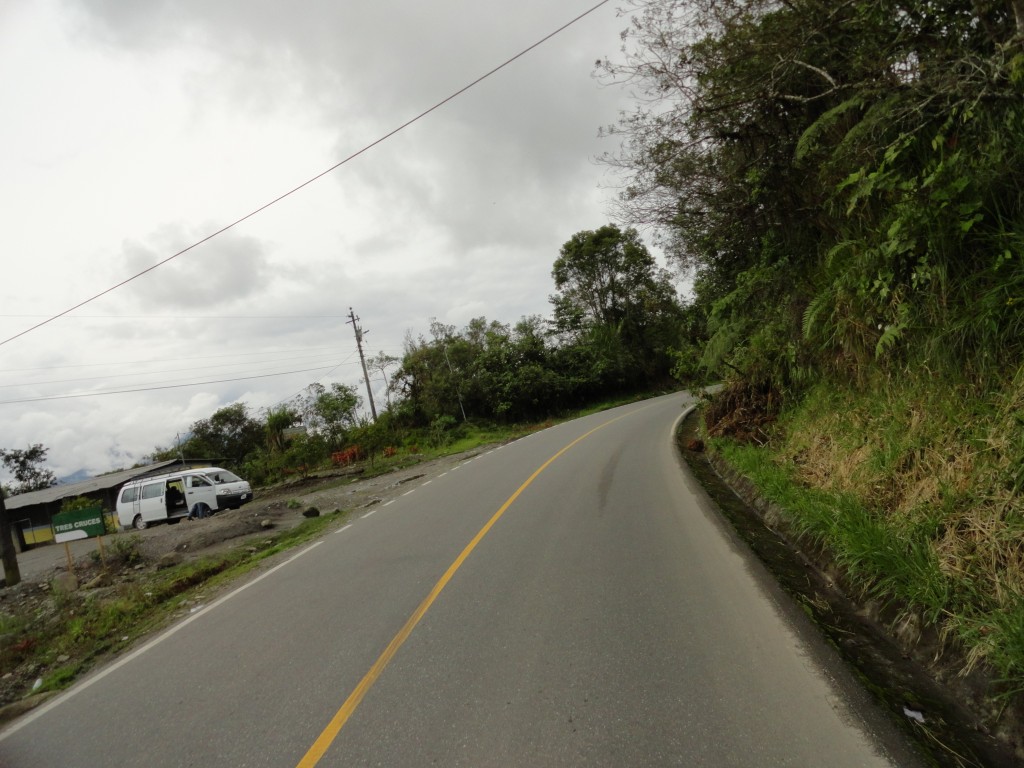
[
  {"x1": 443, "y1": 344, "x2": 468, "y2": 422},
  {"x1": 347, "y1": 307, "x2": 378, "y2": 422},
  {"x1": 430, "y1": 316, "x2": 467, "y2": 423}
]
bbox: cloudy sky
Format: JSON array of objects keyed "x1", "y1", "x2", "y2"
[{"x1": 0, "y1": 0, "x2": 651, "y2": 483}]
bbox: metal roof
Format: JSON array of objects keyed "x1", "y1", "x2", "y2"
[{"x1": 3, "y1": 460, "x2": 183, "y2": 510}]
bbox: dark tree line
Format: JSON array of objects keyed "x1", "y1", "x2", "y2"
[
  {"x1": 152, "y1": 225, "x2": 685, "y2": 479},
  {"x1": 146, "y1": 223, "x2": 685, "y2": 484},
  {"x1": 391, "y1": 225, "x2": 684, "y2": 427},
  {"x1": 599, "y1": 0, "x2": 1024, "y2": 400}
]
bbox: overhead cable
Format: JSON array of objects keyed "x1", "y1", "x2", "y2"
[
  {"x1": 0, "y1": 0, "x2": 612, "y2": 349},
  {"x1": 0, "y1": 366, "x2": 340, "y2": 405}
]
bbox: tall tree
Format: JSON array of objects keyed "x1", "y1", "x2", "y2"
[
  {"x1": 0, "y1": 491, "x2": 17, "y2": 587},
  {"x1": 600, "y1": 0, "x2": 1024, "y2": 390},
  {"x1": 393, "y1": 324, "x2": 468, "y2": 425},
  {"x1": 366, "y1": 352, "x2": 400, "y2": 410},
  {"x1": 0, "y1": 444, "x2": 56, "y2": 587},
  {"x1": 154, "y1": 404, "x2": 265, "y2": 467},
  {"x1": 1, "y1": 445, "x2": 58, "y2": 494},
  {"x1": 551, "y1": 224, "x2": 682, "y2": 386},
  {"x1": 293, "y1": 383, "x2": 361, "y2": 449},
  {"x1": 264, "y1": 405, "x2": 298, "y2": 454}
]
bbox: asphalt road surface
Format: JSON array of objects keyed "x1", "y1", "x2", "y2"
[{"x1": 0, "y1": 392, "x2": 925, "y2": 767}]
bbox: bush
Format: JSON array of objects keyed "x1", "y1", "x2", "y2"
[
  {"x1": 428, "y1": 415, "x2": 460, "y2": 447},
  {"x1": 108, "y1": 535, "x2": 142, "y2": 567}
]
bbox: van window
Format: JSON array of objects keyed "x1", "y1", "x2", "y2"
[
  {"x1": 120, "y1": 486, "x2": 139, "y2": 504},
  {"x1": 210, "y1": 471, "x2": 241, "y2": 484},
  {"x1": 189, "y1": 475, "x2": 211, "y2": 488},
  {"x1": 141, "y1": 483, "x2": 163, "y2": 500}
]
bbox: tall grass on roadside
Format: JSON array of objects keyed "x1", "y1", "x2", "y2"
[
  {"x1": 710, "y1": 366, "x2": 1024, "y2": 693},
  {"x1": 715, "y1": 439, "x2": 954, "y2": 624}
]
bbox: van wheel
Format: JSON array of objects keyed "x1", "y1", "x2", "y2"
[
  {"x1": 133, "y1": 515, "x2": 147, "y2": 530},
  {"x1": 193, "y1": 503, "x2": 211, "y2": 519}
]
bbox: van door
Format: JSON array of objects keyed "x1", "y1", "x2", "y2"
[
  {"x1": 117, "y1": 484, "x2": 142, "y2": 529},
  {"x1": 139, "y1": 481, "x2": 167, "y2": 524},
  {"x1": 185, "y1": 474, "x2": 218, "y2": 513}
]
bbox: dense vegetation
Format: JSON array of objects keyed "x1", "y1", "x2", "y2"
[
  {"x1": 599, "y1": 0, "x2": 1024, "y2": 707},
  {"x1": 149, "y1": 224, "x2": 684, "y2": 486}
]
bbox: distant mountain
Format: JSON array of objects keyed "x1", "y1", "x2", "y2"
[{"x1": 57, "y1": 469, "x2": 91, "y2": 485}]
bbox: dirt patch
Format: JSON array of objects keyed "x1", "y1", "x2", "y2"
[
  {"x1": 122, "y1": 455, "x2": 468, "y2": 564},
  {"x1": 703, "y1": 379, "x2": 781, "y2": 444}
]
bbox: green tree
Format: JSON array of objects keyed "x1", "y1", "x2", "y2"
[
  {"x1": 153, "y1": 404, "x2": 265, "y2": 468},
  {"x1": 393, "y1": 324, "x2": 468, "y2": 425},
  {"x1": 551, "y1": 225, "x2": 683, "y2": 388},
  {"x1": 265, "y1": 405, "x2": 298, "y2": 454},
  {"x1": 601, "y1": 0, "x2": 1024, "y2": 394},
  {"x1": 351, "y1": 416, "x2": 393, "y2": 467},
  {"x1": 1, "y1": 445, "x2": 57, "y2": 494},
  {"x1": 294, "y1": 383, "x2": 361, "y2": 450},
  {"x1": 393, "y1": 316, "x2": 570, "y2": 424},
  {"x1": 0, "y1": 444, "x2": 56, "y2": 587},
  {"x1": 366, "y1": 352, "x2": 400, "y2": 410},
  {"x1": 282, "y1": 433, "x2": 328, "y2": 478},
  {"x1": 192, "y1": 403, "x2": 264, "y2": 465},
  {"x1": 0, "y1": 492, "x2": 17, "y2": 587},
  {"x1": 464, "y1": 315, "x2": 570, "y2": 420}
]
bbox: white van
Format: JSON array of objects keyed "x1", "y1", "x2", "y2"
[{"x1": 116, "y1": 467, "x2": 252, "y2": 531}]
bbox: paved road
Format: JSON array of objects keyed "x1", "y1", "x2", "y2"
[{"x1": 0, "y1": 393, "x2": 924, "y2": 766}]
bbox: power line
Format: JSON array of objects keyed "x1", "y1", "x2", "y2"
[
  {"x1": 0, "y1": 352, "x2": 353, "y2": 389},
  {"x1": 0, "y1": 0, "x2": 612, "y2": 350},
  {"x1": 270, "y1": 360, "x2": 354, "y2": 410},
  {"x1": 0, "y1": 366, "x2": 340, "y2": 405},
  {"x1": 0, "y1": 348, "x2": 368, "y2": 374},
  {"x1": 0, "y1": 313, "x2": 356, "y2": 319}
]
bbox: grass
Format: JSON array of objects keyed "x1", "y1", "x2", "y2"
[{"x1": 707, "y1": 367, "x2": 1024, "y2": 696}]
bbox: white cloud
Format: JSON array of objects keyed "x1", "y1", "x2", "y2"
[
  {"x1": 117, "y1": 225, "x2": 272, "y2": 309},
  {"x1": 0, "y1": 0, "x2": 640, "y2": 481}
]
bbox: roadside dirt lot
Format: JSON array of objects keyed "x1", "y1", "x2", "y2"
[
  {"x1": 128, "y1": 453, "x2": 457, "y2": 562},
  {"x1": 0, "y1": 450, "x2": 482, "y2": 718},
  {"x1": 23, "y1": 450, "x2": 480, "y2": 581}
]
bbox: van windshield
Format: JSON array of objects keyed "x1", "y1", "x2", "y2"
[{"x1": 209, "y1": 471, "x2": 242, "y2": 484}]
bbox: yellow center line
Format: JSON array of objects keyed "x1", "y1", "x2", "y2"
[{"x1": 296, "y1": 408, "x2": 640, "y2": 767}]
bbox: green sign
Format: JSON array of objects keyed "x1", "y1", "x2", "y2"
[{"x1": 52, "y1": 507, "x2": 106, "y2": 543}]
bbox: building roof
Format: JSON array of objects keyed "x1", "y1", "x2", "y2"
[{"x1": 3, "y1": 459, "x2": 199, "y2": 510}]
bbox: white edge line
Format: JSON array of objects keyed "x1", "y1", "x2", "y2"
[
  {"x1": 422, "y1": 480, "x2": 432, "y2": 486},
  {"x1": 383, "y1": 500, "x2": 395, "y2": 507},
  {"x1": 0, "y1": 540, "x2": 324, "y2": 741},
  {"x1": 335, "y1": 523, "x2": 354, "y2": 533},
  {"x1": 438, "y1": 472, "x2": 448, "y2": 477},
  {"x1": 361, "y1": 509, "x2": 377, "y2": 519},
  {"x1": 402, "y1": 490, "x2": 414, "y2": 496}
]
